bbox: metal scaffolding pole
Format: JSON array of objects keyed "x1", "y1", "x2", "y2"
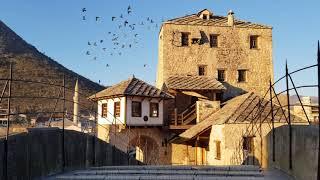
[
  {"x1": 269, "y1": 80, "x2": 275, "y2": 162},
  {"x1": 317, "y1": 40, "x2": 320, "y2": 180},
  {"x1": 285, "y1": 62, "x2": 293, "y2": 170},
  {"x1": 3, "y1": 63, "x2": 12, "y2": 180}
]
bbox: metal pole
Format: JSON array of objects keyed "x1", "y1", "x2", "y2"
[
  {"x1": 285, "y1": 61, "x2": 293, "y2": 170},
  {"x1": 62, "y1": 74, "x2": 66, "y2": 171},
  {"x1": 4, "y1": 63, "x2": 12, "y2": 180},
  {"x1": 317, "y1": 40, "x2": 320, "y2": 180},
  {"x1": 269, "y1": 80, "x2": 275, "y2": 162}
]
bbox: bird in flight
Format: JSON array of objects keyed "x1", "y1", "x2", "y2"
[
  {"x1": 120, "y1": 14, "x2": 123, "y2": 18},
  {"x1": 96, "y1": 16, "x2": 100, "y2": 21},
  {"x1": 144, "y1": 64, "x2": 147, "y2": 67},
  {"x1": 86, "y1": 51, "x2": 90, "y2": 55},
  {"x1": 82, "y1": 8, "x2": 86, "y2": 12},
  {"x1": 93, "y1": 42, "x2": 97, "y2": 46},
  {"x1": 82, "y1": 16, "x2": 86, "y2": 20},
  {"x1": 106, "y1": 64, "x2": 110, "y2": 67},
  {"x1": 124, "y1": 20, "x2": 128, "y2": 26},
  {"x1": 112, "y1": 17, "x2": 116, "y2": 21},
  {"x1": 102, "y1": 48, "x2": 106, "y2": 51},
  {"x1": 88, "y1": 42, "x2": 91, "y2": 45},
  {"x1": 134, "y1": 34, "x2": 138, "y2": 37},
  {"x1": 127, "y1": 6, "x2": 132, "y2": 14},
  {"x1": 100, "y1": 40, "x2": 104, "y2": 43}
]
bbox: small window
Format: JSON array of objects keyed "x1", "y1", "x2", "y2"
[
  {"x1": 217, "y1": 70, "x2": 225, "y2": 82},
  {"x1": 238, "y1": 70, "x2": 247, "y2": 82},
  {"x1": 243, "y1": 137, "x2": 254, "y2": 153},
  {"x1": 101, "y1": 103, "x2": 108, "y2": 117},
  {"x1": 215, "y1": 140, "x2": 221, "y2": 160},
  {"x1": 198, "y1": 65, "x2": 207, "y2": 76},
  {"x1": 210, "y1": 34, "x2": 218, "y2": 47},
  {"x1": 202, "y1": 14, "x2": 208, "y2": 20},
  {"x1": 150, "y1": 103, "x2": 159, "y2": 117},
  {"x1": 132, "y1": 101, "x2": 141, "y2": 117},
  {"x1": 250, "y1": 36, "x2": 258, "y2": 49},
  {"x1": 181, "y1": 32, "x2": 189, "y2": 46},
  {"x1": 114, "y1": 102, "x2": 121, "y2": 117}
]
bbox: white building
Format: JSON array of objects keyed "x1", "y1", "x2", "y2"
[{"x1": 90, "y1": 77, "x2": 173, "y2": 127}]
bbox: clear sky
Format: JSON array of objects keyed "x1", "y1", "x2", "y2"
[{"x1": 0, "y1": 0, "x2": 319, "y2": 96}]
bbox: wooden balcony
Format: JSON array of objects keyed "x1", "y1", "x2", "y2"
[{"x1": 169, "y1": 103, "x2": 197, "y2": 130}]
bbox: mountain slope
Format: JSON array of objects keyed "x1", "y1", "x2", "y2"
[{"x1": 0, "y1": 20, "x2": 104, "y2": 115}]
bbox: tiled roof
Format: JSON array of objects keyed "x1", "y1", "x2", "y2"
[
  {"x1": 164, "y1": 10, "x2": 272, "y2": 29},
  {"x1": 166, "y1": 76, "x2": 226, "y2": 91},
  {"x1": 178, "y1": 92, "x2": 307, "y2": 141},
  {"x1": 89, "y1": 77, "x2": 174, "y2": 99}
]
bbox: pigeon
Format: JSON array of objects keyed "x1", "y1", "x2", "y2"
[
  {"x1": 112, "y1": 37, "x2": 118, "y2": 41},
  {"x1": 106, "y1": 64, "x2": 109, "y2": 67},
  {"x1": 121, "y1": 45, "x2": 125, "y2": 48},
  {"x1": 93, "y1": 57, "x2": 97, "y2": 60},
  {"x1": 82, "y1": 16, "x2": 86, "y2": 20},
  {"x1": 128, "y1": 10, "x2": 132, "y2": 14},
  {"x1": 86, "y1": 51, "x2": 90, "y2": 55},
  {"x1": 118, "y1": 25, "x2": 122, "y2": 29},
  {"x1": 127, "y1": 6, "x2": 131, "y2": 11},
  {"x1": 140, "y1": 22, "x2": 144, "y2": 25},
  {"x1": 100, "y1": 40, "x2": 103, "y2": 43},
  {"x1": 82, "y1": 8, "x2": 86, "y2": 12},
  {"x1": 124, "y1": 20, "x2": 128, "y2": 26},
  {"x1": 96, "y1": 16, "x2": 100, "y2": 21},
  {"x1": 144, "y1": 64, "x2": 147, "y2": 67},
  {"x1": 134, "y1": 34, "x2": 138, "y2": 37},
  {"x1": 108, "y1": 32, "x2": 111, "y2": 34},
  {"x1": 147, "y1": 17, "x2": 150, "y2": 21},
  {"x1": 129, "y1": 44, "x2": 132, "y2": 48},
  {"x1": 102, "y1": 48, "x2": 106, "y2": 51},
  {"x1": 150, "y1": 19, "x2": 154, "y2": 23},
  {"x1": 88, "y1": 41, "x2": 91, "y2": 45},
  {"x1": 120, "y1": 14, "x2": 123, "y2": 18},
  {"x1": 112, "y1": 16, "x2": 116, "y2": 21},
  {"x1": 94, "y1": 42, "x2": 97, "y2": 46}
]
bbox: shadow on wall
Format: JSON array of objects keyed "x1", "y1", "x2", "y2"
[
  {"x1": 242, "y1": 155, "x2": 260, "y2": 166},
  {"x1": 222, "y1": 82, "x2": 247, "y2": 101},
  {"x1": 265, "y1": 125, "x2": 318, "y2": 180},
  {"x1": 0, "y1": 128, "x2": 142, "y2": 180}
]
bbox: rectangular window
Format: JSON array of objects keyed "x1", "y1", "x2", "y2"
[
  {"x1": 215, "y1": 140, "x2": 221, "y2": 160},
  {"x1": 238, "y1": 70, "x2": 247, "y2": 82},
  {"x1": 114, "y1": 102, "x2": 121, "y2": 117},
  {"x1": 198, "y1": 65, "x2": 207, "y2": 76},
  {"x1": 181, "y1": 32, "x2": 189, "y2": 46},
  {"x1": 101, "y1": 103, "x2": 108, "y2": 117},
  {"x1": 250, "y1": 36, "x2": 258, "y2": 49},
  {"x1": 210, "y1": 34, "x2": 218, "y2": 47},
  {"x1": 132, "y1": 101, "x2": 142, "y2": 117},
  {"x1": 217, "y1": 69, "x2": 225, "y2": 82},
  {"x1": 243, "y1": 137, "x2": 254, "y2": 153},
  {"x1": 150, "y1": 103, "x2": 159, "y2": 117}
]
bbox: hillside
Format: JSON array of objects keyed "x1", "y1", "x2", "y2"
[{"x1": 0, "y1": 20, "x2": 104, "y2": 116}]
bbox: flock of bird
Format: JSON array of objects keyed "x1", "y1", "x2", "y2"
[{"x1": 81, "y1": 5, "x2": 160, "y2": 68}]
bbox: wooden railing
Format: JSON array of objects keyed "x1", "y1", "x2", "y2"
[{"x1": 170, "y1": 103, "x2": 197, "y2": 126}]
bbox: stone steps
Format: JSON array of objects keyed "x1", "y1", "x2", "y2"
[{"x1": 50, "y1": 165, "x2": 265, "y2": 180}]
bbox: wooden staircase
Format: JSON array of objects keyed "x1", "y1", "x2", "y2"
[{"x1": 170, "y1": 103, "x2": 197, "y2": 130}]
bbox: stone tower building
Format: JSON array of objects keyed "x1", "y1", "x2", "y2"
[{"x1": 156, "y1": 9, "x2": 273, "y2": 99}]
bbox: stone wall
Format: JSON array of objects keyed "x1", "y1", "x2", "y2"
[
  {"x1": 196, "y1": 100, "x2": 220, "y2": 122},
  {"x1": 156, "y1": 23, "x2": 273, "y2": 99},
  {"x1": 0, "y1": 128, "x2": 141, "y2": 180},
  {"x1": 265, "y1": 125, "x2": 318, "y2": 180},
  {"x1": 207, "y1": 123, "x2": 316, "y2": 180},
  {"x1": 97, "y1": 125, "x2": 172, "y2": 165}
]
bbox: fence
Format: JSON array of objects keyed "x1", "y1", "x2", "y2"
[
  {"x1": 234, "y1": 42, "x2": 320, "y2": 179},
  {"x1": 0, "y1": 63, "x2": 139, "y2": 179}
]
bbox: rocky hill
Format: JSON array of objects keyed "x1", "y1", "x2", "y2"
[{"x1": 0, "y1": 20, "x2": 104, "y2": 116}]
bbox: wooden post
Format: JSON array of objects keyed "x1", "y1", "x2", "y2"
[{"x1": 174, "y1": 108, "x2": 178, "y2": 126}]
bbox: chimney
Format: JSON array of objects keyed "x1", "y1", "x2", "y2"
[
  {"x1": 73, "y1": 79, "x2": 79, "y2": 125},
  {"x1": 227, "y1": 10, "x2": 234, "y2": 26}
]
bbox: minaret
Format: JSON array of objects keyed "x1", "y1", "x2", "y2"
[{"x1": 73, "y1": 79, "x2": 79, "y2": 125}]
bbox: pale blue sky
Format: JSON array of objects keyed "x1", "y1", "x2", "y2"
[{"x1": 0, "y1": 0, "x2": 319, "y2": 95}]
